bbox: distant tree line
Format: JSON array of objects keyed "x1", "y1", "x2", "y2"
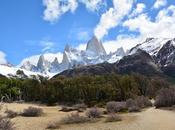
[{"x1": 0, "y1": 73, "x2": 170, "y2": 106}]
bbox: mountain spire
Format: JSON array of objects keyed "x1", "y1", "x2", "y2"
[
  {"x1": 64, "y1": 44, "x2": 71, "y2": 52},
  {"x1": 86, "y1": 36, "x2": 106, "y2": 56}
]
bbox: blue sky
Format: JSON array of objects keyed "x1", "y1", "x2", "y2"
[{"x1": 0, "y1": 0, "x2": 175, "y2": 65}]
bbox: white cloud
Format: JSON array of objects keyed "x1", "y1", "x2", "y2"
[
  {"x1": 79, "y1": 0, "x2": 106, "y2": 12},
  {"x1": 43, "y1": 0, "x2": 78, "y2": 23},
  {"x1": 0, "y1": 51, "x2": 7, "y2": 64},
  {"x1": 153, "y1": 0, "x2": 167, "y2": 9},
  {"x1": 40, "y1": 40, "x2": 55, "y2": 52},
  {"x1": 123, "y1": 5, "x2": 175, "y2": 38},
  {"x1": 77, "y1": 31, "x2": 90, "y2": 41},
  {"x1": 94, "y1": 0, "x2": 134, "y2": 39},
  {"x1": 43, "y1": 0, "x2": 107, "y2": 23},
  {"x1": 68, "y1": 27, "x2": 92, "y2": 42},
  {"x1": 103, "y1": 35, "x2": 141, "y2": 53},
  {"x1": 76, "y1": 43, "x2": 86, "y2": 50},
  {"x1": 129, "y1": 3, "x2": 146, "y2": 17}
]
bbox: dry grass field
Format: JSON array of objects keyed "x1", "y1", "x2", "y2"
[{"x1": 1, "y1": 103, "x2": 175, "y2": 130}]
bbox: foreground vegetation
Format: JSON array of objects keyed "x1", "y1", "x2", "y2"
[{"x1": 0, "y1": 73, "x2": 170, "y2": 106}]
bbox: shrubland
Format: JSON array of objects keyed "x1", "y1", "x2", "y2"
[{"x1": 0, "y1": 73, "x2": 170, "y2": 106}]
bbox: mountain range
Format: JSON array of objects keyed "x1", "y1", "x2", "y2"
[{"x1": 0, "y1": 36, "x2": 175, "y2": 79}]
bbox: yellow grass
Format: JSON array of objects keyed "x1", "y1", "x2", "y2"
[{"x1": 1, "y1": 103, "x2": 175, "y2": 130}]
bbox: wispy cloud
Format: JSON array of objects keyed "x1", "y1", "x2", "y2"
[
  {"x1": 68, "y1": 27, "x2": 92, "y2": 42},
  {"x1": 40, "y1": 40, "x2": 55, "y2": 52},
  {"x1": 0, "y1": 51, "x2": 7, "y2": 64},
  {"x1": 25, "y1": 39, "x2": 56, "y2": 53}
]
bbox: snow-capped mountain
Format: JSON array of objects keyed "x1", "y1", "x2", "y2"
[
  {"x1": 0, "y1": 64, "x2": 47, "y2": 79},
  {"x1": 86, "y1": 36, "x2": 106, "y2": 56},
  {"x1": 130, "y1": 38, "x2": 175, "y2": 66},
  {"x1": 19, "y1": 36, "x2": 126, "y2": 77},
  {"x1": 130, "y1": 38, "x2": 172, "y2": 56},
  {"x1": 108, "y1": 47, "x2": 126, "y2": 63},
  {"x1": 3, "y1": 36, "x2": 175, "y2": 79}
]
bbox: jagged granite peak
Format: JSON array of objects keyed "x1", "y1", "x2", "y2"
[
  {"x1": 86, "y1": 36, "x2": 106, "y2": 56},
  {"x1": 145, "y1": 37, "x2": 155, "y2": 42},
  {"x1": 37, "y1": 55, "x2": 51, "y2": 72},
  {"x1": 50, "y1": 57, "x2": 60, "y2": 72},
  {"x1": 21, "y1": 61, "x2": 37, "y2": 72},
  {"x1": 60, "y1": 51, "x2": 71, "y2": 71},
  {"x1": 107, "y1": 47, "x2": 126, "y2": 63},
  {"x1": 52, "y1": 57, "x2": 59, "y2": 65},
  {"x1": 62, "y1": 51, "x2": 70, "y2": 64},
  {"x1": 64, "y1": 44, "x2": 71, "y2": 52},
  {"x1": 115, "y1": 47, "x2": 126, "y2": 56}
]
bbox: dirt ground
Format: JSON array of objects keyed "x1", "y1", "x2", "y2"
[{"x1": 2, "y1": 103, "x2": 175, "y2": 130}]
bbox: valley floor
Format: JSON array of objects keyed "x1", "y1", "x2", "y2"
[{"x1": 2, "y1": 103, "x2": 175, "y2": 130}]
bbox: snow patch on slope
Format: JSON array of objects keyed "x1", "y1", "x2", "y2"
[
  {"x1": 0, "y1": 64, "x2": 47, "y2": 78},
  {"x1": 130, "y1": 38, "x2": 172, "y2": 55}
]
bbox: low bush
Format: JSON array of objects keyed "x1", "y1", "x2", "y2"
[
  {"x1": 135, "y1": 96, "x2": 152, "y2": 108},
  {"x1": 59, "y1": 106, "x2": 75, "y2": 112},
  {"x1": 5, "y1": 110, "x2": 18, "y2": 118},
  {"x1": 126, "y1": 98, "x2": 141, "y2": 112},
  {"x1": 73, "y1": 103, "x2": 87, "y2": 111},
  {"x1": 0, "y1": 116, "x2": 14, "y2": 130},
  {"x1": 128, "y1": 106, "x2": 141, "y2": 112},
  {"x1": 21, "y1": 106, "x2": 43, "y2": 117},
  {"x1": 46, "y1": 122, "x2": 60, "y2": 129},
  {"x1": 60, "y1": 112, "x2": 90, "y2": 124},
  {"x1": 155, "y1": 88, "x2": 175, "y2": 108},
  {"x1": 105, "y1": 113, "x2": 122, "y2": 122},
  {"x1": 106, "y1": 101, "x2": 127, "y2": 113},
  {"x1": 126, "y1": 99, "x2": 137, "y2": 108},
  {"x1": 86, "y1": 107, "x2": 102, "y2": 118}
]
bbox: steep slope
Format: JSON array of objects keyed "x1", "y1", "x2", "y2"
[
  {"x1": 130, "y1": 38, "x2": 171, "y2": 55},
  {"x1": 116, "y1": 49, "x2": 160, "y2": 75},
  {"x1": 130, "y1": 38, "x2": 175, "y2": 77}
]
